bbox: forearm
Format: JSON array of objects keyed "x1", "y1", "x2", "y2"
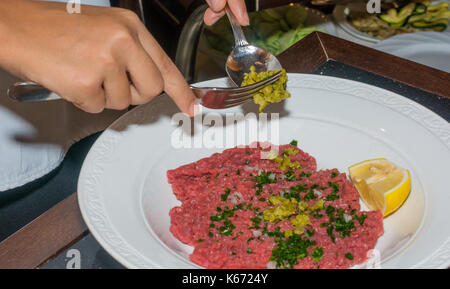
[{"x1": 0, "y1": 0, "x2": 38, "y2": 78}]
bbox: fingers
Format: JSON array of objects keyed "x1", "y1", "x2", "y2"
[
  {"x1": 228, "y1": 0, "x2": 249, "y2": 26},
  {"x1": 103, "y1": 67, "x2": 132, "y2": 110},
  {"x1": 205, "y1": 0, "x2": 226, "y2": 12},
  {"x1": 204, "y1": 8, "x2": 225, "y2": 26},
  {"x1": 204, "y1": 0, "x2": 249, "y2": 26},
  {"x1": 71, "y1": 85, "x2": 106, "y2": 113},
  {"x1": 135, "y1": 24, "x2": 197, "y2": 117},
  {"x1": 125, "y1": 43, "x2": 164, "y2": 105}
]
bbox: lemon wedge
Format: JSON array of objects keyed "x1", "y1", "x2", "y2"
[{"x1": 348, "y1": 158, "x2": 411, "y2": 217}]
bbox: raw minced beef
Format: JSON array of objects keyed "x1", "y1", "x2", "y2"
[{"x1": 167, "y1": 143, "x2": 383, "y2": 269}]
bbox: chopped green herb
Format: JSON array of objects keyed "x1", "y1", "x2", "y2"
[
  {"x1": 221, "y1": 188, "x2": 231, "y2": 201},
  {"x1": 245, "y1": 159, "x2": 250, "y2": 165},
  {"x1": 304, "y1": 190, "x2": 318, "y2": 201},
  {"x1": 270, "y1": 233, "x2": 316, "y2": 268},
  {"x1": 331, "y1": 171, "x2": 339, "y2": 178},
  {"x1": 326, "y1": 224, "x2": 335, "y2": 243},
  {"x1": 354, "y1": 213, "x2": 367, "y2": 225},
  {"x1": 305, "y1": 229, "x2": 315, "y2": 237},
  {"x1": 326, "y1": 190, "x2": 339, "y2": 201},
  {"x1": 311, "y1": 247, "x2": 324, "y2": 262},
  {"x1": 290, "y1": 140, "x2": 298, "y2": 146},
  {"x1": 284, "y1": 170, "x2": 296, "y2": 181},
  {"x1": 345, "y1": 253, "x2": 354, "y2": 260},
  {"x1": 197, "y1": 238, "x2": 204, "y2": 242},
  {"x1": 250, "y1": 216, "x2": 262, "y2": 229}
]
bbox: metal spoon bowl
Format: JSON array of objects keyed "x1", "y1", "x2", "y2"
[{"x1": 224, "y1": 6, "x2": 283, "y2": 87}]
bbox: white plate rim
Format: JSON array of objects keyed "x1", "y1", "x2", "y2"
[{"x1": 77, "y1": 73, "x2": 450, "y2": 269}]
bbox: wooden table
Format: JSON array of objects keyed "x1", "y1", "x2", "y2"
[{"x1": 0, "y1": 32, "x2": 448, "y2": 269}]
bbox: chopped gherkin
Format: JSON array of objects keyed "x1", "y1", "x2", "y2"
[{"x1": 241, "y1": 66, "x2": 290, "y2": 112}]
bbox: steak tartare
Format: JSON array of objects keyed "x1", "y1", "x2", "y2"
[{"x1": 168, "y1": 143, "x2": 384, "y2": 269}]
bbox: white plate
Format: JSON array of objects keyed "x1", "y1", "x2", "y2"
[
  {"x1": 78, "y1": 74, "x2": 450, "y2": 269},
  {"x1": 333, "y1": 2, "x2": 450, "y2": 44},
  {"x1": 373, "y1": 32, "x2": 450, "y2": 73}
]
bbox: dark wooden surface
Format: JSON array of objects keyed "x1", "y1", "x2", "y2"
[
  {"x1": 278, "y1": 32, "x2": 450, "y2": 99},
  {"x1": 0, "y1": 193, "x2": 87, "y2": 269},
  {"x1": 0, "y1": 32, "x2": 448, "y2": 269}
]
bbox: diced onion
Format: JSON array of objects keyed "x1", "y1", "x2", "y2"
[
  {"x1": 314, "y1": 189, "x2": 322, "y2": 198},
  {"x1": 266, "y1": 261, "x2": 276, "y2": 269},
  {"x1": 230, "y1": 192, "x2": 243, "y2": 204},
  {"x1": 344, "y1": 214, "x2": 352, "y2": 222},
  {"x1": 252, "y1": 230, "x2": 262, "y2": 237}
]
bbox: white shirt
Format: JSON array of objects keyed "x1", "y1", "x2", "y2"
[{"x1": 0, "y1": 0, "x2": 125, "y2": 191}]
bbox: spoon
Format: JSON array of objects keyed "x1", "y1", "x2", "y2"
[{"x1": 224, "y1": 6, "x2": 282, "y2": 87}]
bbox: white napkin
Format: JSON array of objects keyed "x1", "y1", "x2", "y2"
[{"x1": 0, "y1": 0, "x2": 126, "y2": 191}]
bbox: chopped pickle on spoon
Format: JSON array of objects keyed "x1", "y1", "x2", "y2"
[{"x1": 241, "y1": 66, "x2": 290, "y2": 112}]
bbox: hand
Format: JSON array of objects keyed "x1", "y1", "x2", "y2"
[
  {"x1": 0, "y1": 0, "x2": 196, "y2": 115},
  {"x1": 204, "y1": 0, "x2": 249, "y2": 26}
]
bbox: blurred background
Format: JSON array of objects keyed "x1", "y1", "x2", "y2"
[{"x1": 116, "y1": 0, "x2": 449, "y2": 82}]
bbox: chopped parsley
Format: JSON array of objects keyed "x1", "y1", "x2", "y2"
[
  {"x1": 334, "y1": 209, "x2": 355, "y2": 238},
  {"x1": 326, "y1": 224, "x2": 335, "y2": 243},
  {"x1": 221, "y1": 188, "x2": 231, "y2": 201},
  {"x1": 304, "y1": 190, "x2": 318, "y2": 201},
  {"x1": 253, "y1": 171, "x2": 276, "y2": 195},
  {"x1": 289, "y1": 140, "x2": 298, "y2": 146},
  {"x1": 353, "y1": 213, "x2": 367, "y2": 225},
  {"x1": 311, "y1": 247, "x2": 324, "y2": 262},
  {"x1": 284, "y1": 170, "x2": 296, "y2": 181},
  {"x1": 326, "y1": 182, "x2": 340, "y2": 201},
  {"x1": 270, "y1": 233, "x2": 316, "y2": 268},
  {"x1": 345, "y1": 253, "x2": 354, "y2": 260},
  {"x1": 250, "y1": 216, "x2": 262, "y2": 229}
]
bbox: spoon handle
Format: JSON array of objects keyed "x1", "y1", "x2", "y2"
[{"x1": 225, "y1": 6, "x2": 249, "y2": 47}]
